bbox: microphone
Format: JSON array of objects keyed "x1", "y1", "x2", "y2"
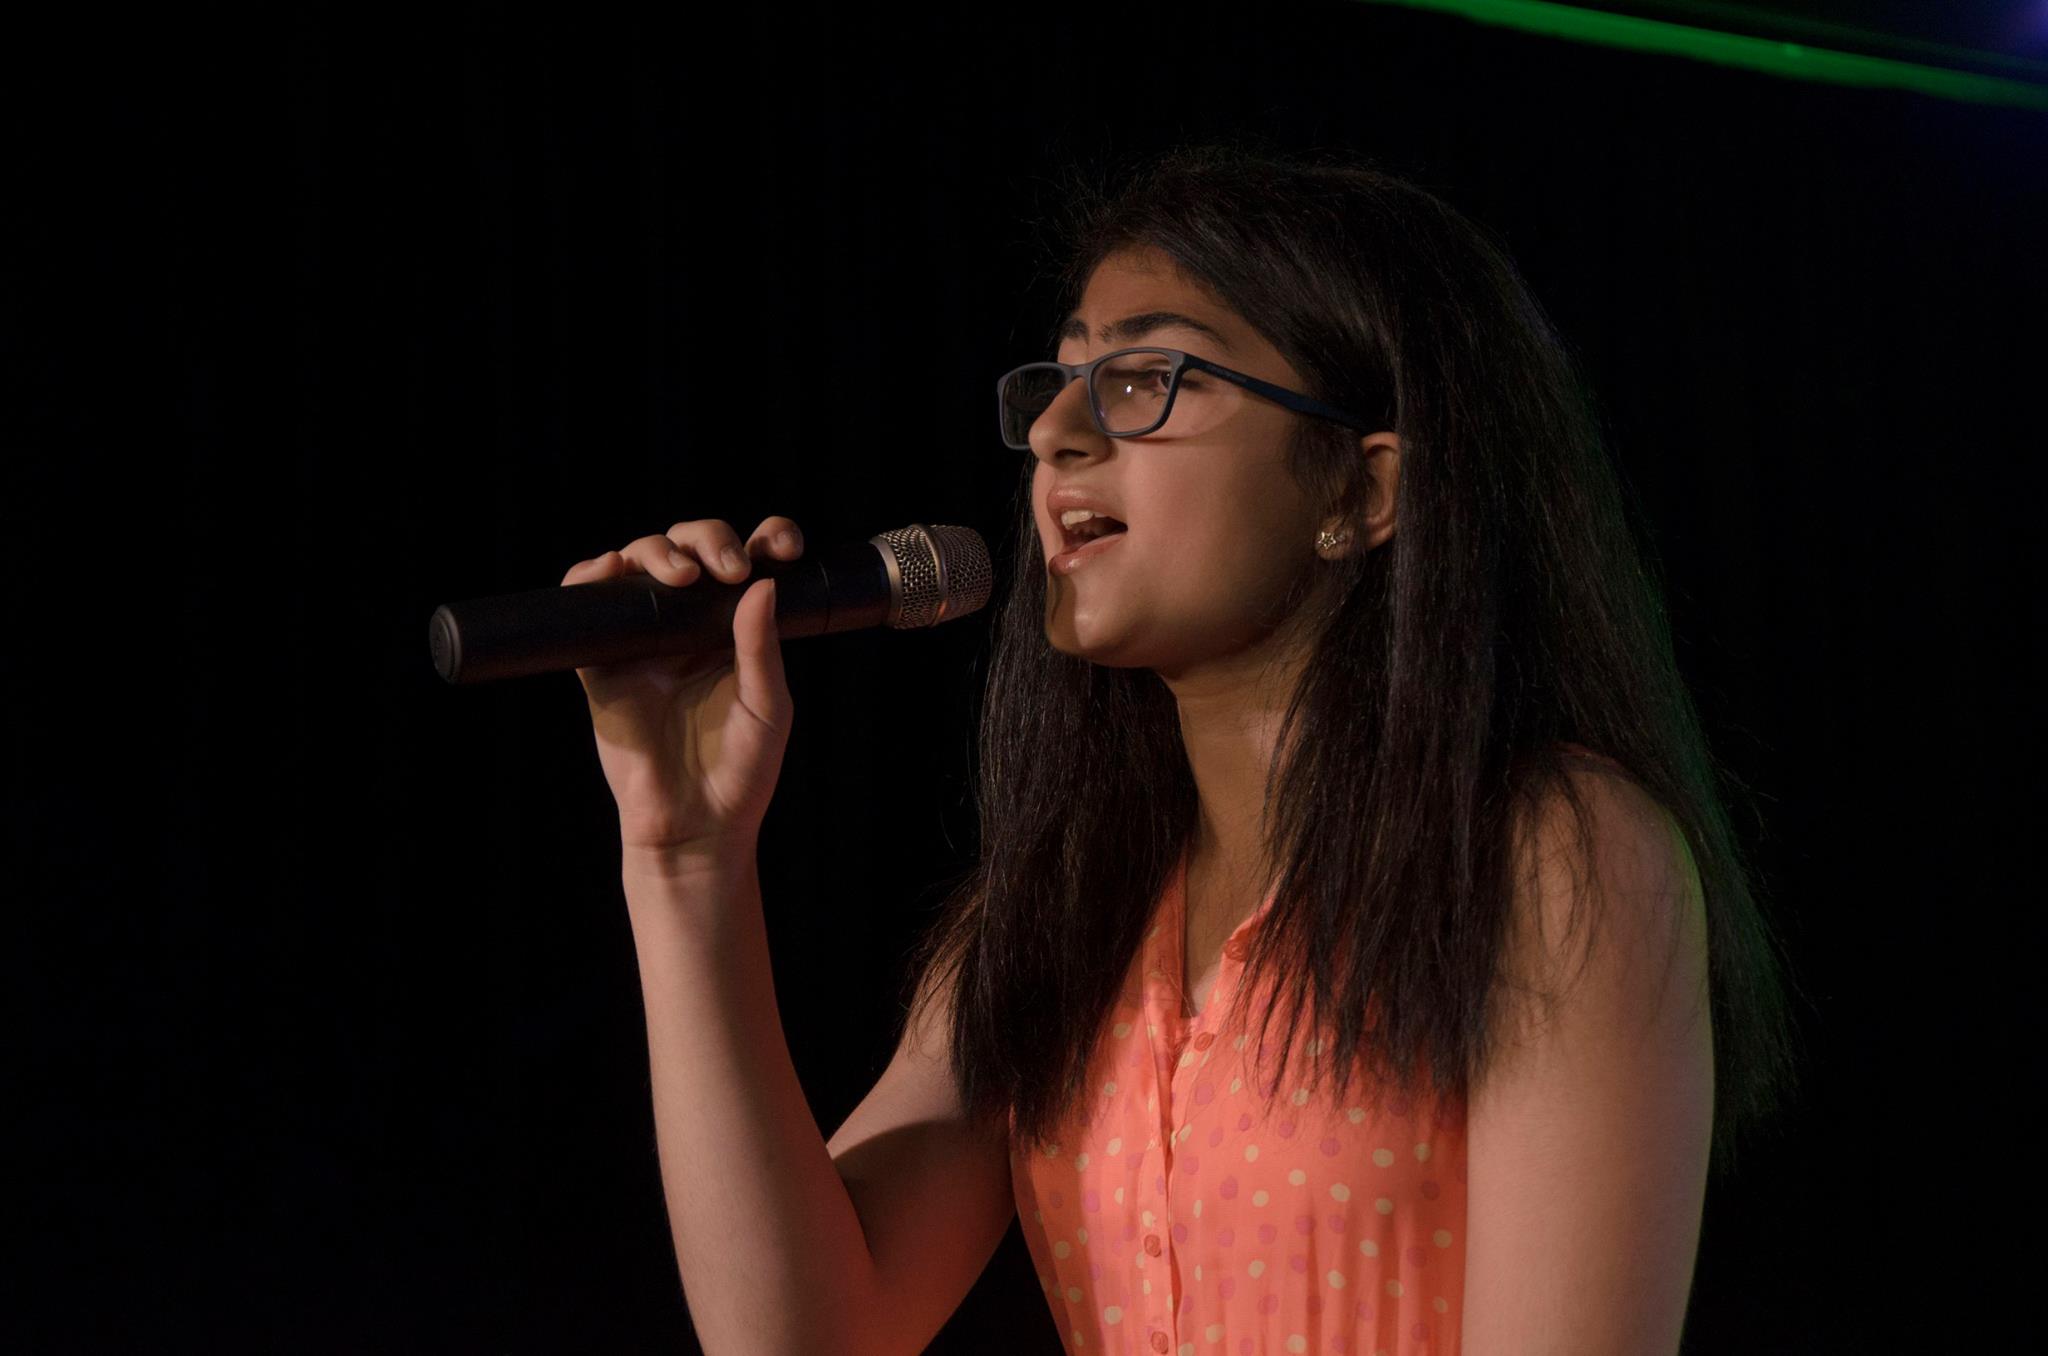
[{"x1": 428, "y1": 522, "x2": 993, "y2": 685}]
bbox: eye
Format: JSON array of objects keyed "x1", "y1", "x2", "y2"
[{"x1": 1105, "y1": 362, "x2": 1174, "y2": 395}]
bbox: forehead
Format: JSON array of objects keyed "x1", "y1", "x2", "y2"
[{"x1": 1061, "y1": 246, "x2": 1244, "y2": 350}]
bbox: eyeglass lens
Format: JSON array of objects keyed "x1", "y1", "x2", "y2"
[{"x1": 1000, "y1": 350, "x2": 1179, "y2": 448}]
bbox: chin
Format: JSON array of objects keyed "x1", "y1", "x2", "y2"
[
  {"x1": 1041, "y1": 603, "x2": 1093, "y2": 662},
  {"x1": 1042, "y1": 613, "x2": 1148, "y2": 670}
]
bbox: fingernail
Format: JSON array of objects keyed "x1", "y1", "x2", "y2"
[
  {"x1": 667, "y1": 548, "x2": 689, "y2": 570},
  {"x1": 721, "y1": 546, "x2": 747, "y2": 574},
  {"x1": 774, "y1": 529, "x2": 797, "y2": 550}
]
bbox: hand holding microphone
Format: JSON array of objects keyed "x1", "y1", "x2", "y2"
[
  {"x1": 427, "y1": 516, "x2": 991, "y2": 862},
  {"x1": 563, "y1": 516, "x2": 801, "y2": 859}
]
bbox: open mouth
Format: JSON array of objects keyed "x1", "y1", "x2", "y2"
[{"x1": 1058, "y1": 516, "x2": 1128, "y2": 555}]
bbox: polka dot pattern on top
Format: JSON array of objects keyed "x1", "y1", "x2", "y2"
[{"x1": 1010, "y1": 851, "x2": 1468, "y2": 1355}]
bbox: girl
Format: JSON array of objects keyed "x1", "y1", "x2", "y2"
[{"x1": 561, "y1": 143, "x2": 1800, "y2": 1355}]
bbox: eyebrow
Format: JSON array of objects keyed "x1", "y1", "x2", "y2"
[{"x1": 1057, "y1": 309, "x2": 1233, "y2": 352}]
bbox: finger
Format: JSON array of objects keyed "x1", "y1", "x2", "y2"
[
  {"x1": 745, "y1": 516, "x2": 805, "y2": 560},
  {"x1": 561, "y1": 550, "x2": 630, "y2": 587},
  {"x1": 619, "y1": 534, "x2": 704, "y2": 586},
  {"x1": 663, "y1": 520, "x2": 753, "y2": 582},
  {"x1": 731, "y1": 576, "x2": 789, "y2": 731}
]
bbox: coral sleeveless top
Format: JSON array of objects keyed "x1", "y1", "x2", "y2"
[{"x1": 1009, "y1": 853, "x2": 1468, "y2": 1355}]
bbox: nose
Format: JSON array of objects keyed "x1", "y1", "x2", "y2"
[{"x1": 1027, "y1": 371, "x2": 1110, "y2": 466}]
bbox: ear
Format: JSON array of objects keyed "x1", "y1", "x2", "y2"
[{"x1": 1322, "y1": 432, "x2": 1400, "y2": 555}]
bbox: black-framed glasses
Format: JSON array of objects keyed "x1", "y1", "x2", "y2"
[{"x1": 996, "y1": 346, "x2": 1387, "y2": 451}]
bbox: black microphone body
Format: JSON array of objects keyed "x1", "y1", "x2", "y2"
[{"x1": 428, "y1": 523, "x2": 991, "y2": 685}]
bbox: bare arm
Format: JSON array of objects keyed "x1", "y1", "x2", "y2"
[
  {"x1": 1461, "y1": 768, "x2": 1716, "y2": 1353},
  {"x1": 824, "y1": 931, "x2": 1017, "y2": 1354},
  {"x1": 624, "y1": 847, "x2": 1013, "y2": 1356},
  {"x1": 625, "y1": 848, "x2": 881, "y2": 1355}
]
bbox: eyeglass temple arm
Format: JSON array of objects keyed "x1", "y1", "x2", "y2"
[{"x1": 1181, "y1": 354, "x2": 1389, "y2": 435}]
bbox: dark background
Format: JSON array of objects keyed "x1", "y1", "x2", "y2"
[{"x1": 13, "y1": 2, "x2": 2045, "y2": 1351}]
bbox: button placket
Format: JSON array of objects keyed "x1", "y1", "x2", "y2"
[
  {"x1": 1153, "y1": 856, "x2": 1279, "y2": 1354},
  {"x1": 1147, "y1": 877, "x2": 1195, "y2": 1353},
  {"x1": 1157, "y1": 873, "x2": 1236, "y2": 1356}
]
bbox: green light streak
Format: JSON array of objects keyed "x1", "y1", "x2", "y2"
[{"x1": 1356, "y1": 0, "x2": 2048, "y2": 112}]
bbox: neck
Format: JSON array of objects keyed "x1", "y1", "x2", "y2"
[{"x1": 1163, "y1": 645, "x2": 1306, "y2": 901}]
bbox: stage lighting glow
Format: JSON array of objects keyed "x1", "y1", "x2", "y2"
[{"x1": 1359, "y1": 0, "x2": 2048, "y2": 111}]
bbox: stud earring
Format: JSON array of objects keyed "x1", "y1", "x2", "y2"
[{"x1": 1315, "y1": 528, "x2": 1351, "y2": 553}]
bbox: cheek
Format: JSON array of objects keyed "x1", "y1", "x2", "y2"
[
  {"x1": 1151, "y1": 475, "x2": 1275, "y2": 548},
  {"x1": 1146, "y1": 483, "x2": 1309, "y2": 593},
  {"x1": 1141, "y1": 495, "x2": 1238, "y2": 579}
]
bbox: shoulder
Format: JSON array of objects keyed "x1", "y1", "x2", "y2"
[
  {"x1": 1518, "y1": 742, "x2": 1692, "y2": 898},
  {"x1": 1500, "y1": 744, "x2": 1706, "y2": 1039},
  {"x1": 1525, "y1": 743, "x2": 1687, "y2": 877}
]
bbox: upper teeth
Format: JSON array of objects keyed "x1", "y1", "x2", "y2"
[{"x1": 1060, "y1": 508, "x2": 1111, "y2": 527}]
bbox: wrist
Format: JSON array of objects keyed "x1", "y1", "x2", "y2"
[{"x1": 620, "y1": 835, "x2": 757, "y2": 886}]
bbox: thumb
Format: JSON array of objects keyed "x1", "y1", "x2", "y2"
[{"x1": 732, "y1": 576, "x2": 790, "y2": 731}]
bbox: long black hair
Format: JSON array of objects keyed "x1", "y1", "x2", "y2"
[{"x1": 900, "y1": 139, "x2": 1806, "y2": 1181}]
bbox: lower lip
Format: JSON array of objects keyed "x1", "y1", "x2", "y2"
[{"x1": 1049, "y1": 531, "x2": 1127, "y2": 575}]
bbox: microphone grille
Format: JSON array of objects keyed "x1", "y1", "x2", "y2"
[{"x1": 870, "y1": 523, "x2": 994, "y2": 628}]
